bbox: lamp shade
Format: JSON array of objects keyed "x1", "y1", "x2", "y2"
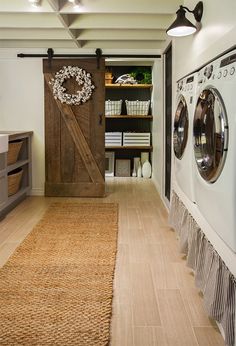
[{"x1": 166, "y1": 8, "x2": 197, "y2": 37}]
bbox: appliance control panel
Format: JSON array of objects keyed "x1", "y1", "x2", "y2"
[
  {"x1": 177, "y1": 75, "x2": 195, "y2": 92},
  {"x1": 198, "y1": 49, "x2": 236, "y2": 84}
]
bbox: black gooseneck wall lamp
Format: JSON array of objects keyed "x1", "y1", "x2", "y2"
[{"x1": 166, "y1": 1, "x2": 203, "y2": 37}]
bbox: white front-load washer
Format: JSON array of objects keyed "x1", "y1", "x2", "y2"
[
  {"x1": 173, "y1": 73, "x2": 197, "y2": 203},
  {"x1": 193, "y1": 49, "x2": 236, "y2": 252}
]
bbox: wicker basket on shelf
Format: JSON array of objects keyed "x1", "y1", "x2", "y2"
[
  {"x1": 7, "y1": 140, "x2": 23, "y2": 166},
  {"x1": 105, "y1": 100, "x2": 122, "y2": 116},
  {"x1": 8, "y1": 168, "x2": 23, "y2": 196},
  {"x1": 125, "y1": 100, "x2": 150, "y2": 115}
]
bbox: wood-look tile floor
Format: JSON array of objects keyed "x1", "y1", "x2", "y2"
[{"x1": 0, "y1": 178, "x2": 224, "y2": 346}]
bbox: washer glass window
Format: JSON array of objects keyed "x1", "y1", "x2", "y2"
[
  {"x1": 193, "y1": 88, "x2": 228, "y2": 183},
  {"x1": 174, "y1": 96, "x2": 189, "y2": 159}
]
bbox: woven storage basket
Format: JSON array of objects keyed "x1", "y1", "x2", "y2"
[
  {"x1": 8, "y1": 167, "x2": 23, "y2": 196},
  {"x1": 125, "y1": 100, "x2": 150, "y2": 115},
  {"x1": 7, "y1": 140, "x2": 23, "y2": 166},
  {"x1": 105, "y1": 100, "x2": 122, "y2": 116}
]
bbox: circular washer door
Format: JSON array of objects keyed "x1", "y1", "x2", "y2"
[
  {"x1": 174, "y1": 95, "x2": 189, "y2": 159},
  {"x1": 193, "y1": 88, "x2": 228, "y2": 183}
]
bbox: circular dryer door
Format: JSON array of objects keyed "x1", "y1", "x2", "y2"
[
  {"x1": 174, "y1": 96, "x2": 189, "y2": 159},
  {"x1": 193, "y1": 88, "x2": 228, "y2": 183}
]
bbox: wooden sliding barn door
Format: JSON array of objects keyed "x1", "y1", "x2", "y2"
[{"x1": 43, "y1": 59, "x2": 105, "y2": 197}]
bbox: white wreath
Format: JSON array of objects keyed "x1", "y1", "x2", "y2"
[{"x1": 50, "y1": 65, "x2": 95, "y2": 105}]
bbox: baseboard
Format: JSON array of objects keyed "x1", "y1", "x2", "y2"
[
  {"x1": 29, "y1": 188, "x2": 44, "y2": 196},
  {"x1": 152, "y1": 175, "x2": 161, "y2": 194},
  {"x1": 152, "y1": 176, "x2": 170, "y2": 211}
]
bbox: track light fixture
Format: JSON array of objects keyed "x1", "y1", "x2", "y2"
[
  {"x1": 28, "y1": 0, "x2": 41, "y2": 7},
  {"x1": 166, "y1": 1, "x2": 203, "y2": 37},
  {"x1": 68, "y1": 0, "x2": 80, "y2": 8}
]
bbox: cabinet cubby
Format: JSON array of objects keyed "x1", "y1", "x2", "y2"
[{"x1": 0, "y1": 131, "x2": 32, "y2": 220}]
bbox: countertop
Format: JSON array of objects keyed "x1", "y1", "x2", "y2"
[{"x1": 0, "y1": 131, "x2": 33, "y2": 140}]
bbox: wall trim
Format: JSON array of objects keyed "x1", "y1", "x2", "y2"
[
  {"x1": 29, "y1": 188, "x2": 44, "y2": 196},
  {"x1": 152, "y1": 176, "x2": 169, "y2": 211}
]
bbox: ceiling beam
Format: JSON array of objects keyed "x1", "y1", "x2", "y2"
[
  {"x1": 69, "y1": 14, "x2": 174, "y2": 30},
  {"x1": 45, "y1": 0, "x2": 60, "y2": 11},
  {"x1": 0, "y1": 39, "x2": 78, "y2": 48},
  {"x1": 77, "y1": 40, "x2": 165, "y2": 49},
  {"x1": 76, "y1": 29, "x2": 166, "y2": 41},
  {"x1": 0, "y1": 28, "x2": 72, "y2": 40},
  {"x1": 59, "y1": 0, "x2": 179, "y2": 14}
]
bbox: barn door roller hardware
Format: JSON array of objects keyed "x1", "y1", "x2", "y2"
[{"x1": 47, "y1": 48, "x2": 54, "y2": 68}]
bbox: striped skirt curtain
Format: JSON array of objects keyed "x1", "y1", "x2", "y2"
[{"x1": 169, "y1": 191, "x2": 236, "y2": 346}]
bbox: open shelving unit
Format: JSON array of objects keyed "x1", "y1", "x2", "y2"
[
  {"x1": 0, "y1": 131, "x2": 33, "y2": 219},
  {"x1": 105, "y1": 65, "x2": 153, "y2": 177}
]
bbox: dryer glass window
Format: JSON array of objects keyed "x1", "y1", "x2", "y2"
[
  {"x1": 174, "y1": 96, "x2": 189, "y2": 159},
  {"x1": 193, "y1": 88, "x2": 228, "y2": 183}
]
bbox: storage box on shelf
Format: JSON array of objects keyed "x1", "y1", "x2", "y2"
[
  {"x1": 123, "y1": 132, "x2": 151, "y2": 147},
  {"x1": 105, "y1": 65, "x2": 153, "y2": 177},
  {"x1": 105, "y1": 132, "x2": 122, "y2": 147},
  {"x1": 0, "y1": 131, "x2": 33, "y2": 219}
]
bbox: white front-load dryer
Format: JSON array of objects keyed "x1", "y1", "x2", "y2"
[
  {"x1": 173, "y1": 73, "x2": 197, "y2": 203},
  {"x1": 193, "y1": 49, "x2": 236, "y2": 252}
]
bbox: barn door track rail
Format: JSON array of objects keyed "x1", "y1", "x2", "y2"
[{"x1": 17, "y1": 48, "x2": 161, "y2": 68}]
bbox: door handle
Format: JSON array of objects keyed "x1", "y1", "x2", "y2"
[{"x1": 99, "y1": 114, "x2": 103, "y2": 125}]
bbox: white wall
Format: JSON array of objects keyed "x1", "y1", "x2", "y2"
[
  {"x1": 0, "y1": 49, "x2": 162, "y2": 196},
  {"x1": 0, "y1": 55, "x2": 45, "y2": 195},
  {"x1": 175, "y1": 0, "x2": 236, "y2": 80},
  {"x1": 171, "y1": 0, "x2": 236, "y2": 278},
  {"x1": 152, "y1": 58, "x2": 164, "y2": 194}
]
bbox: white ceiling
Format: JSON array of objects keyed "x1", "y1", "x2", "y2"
[{"x1": 0, "y1": 0, "x2": 178, "y2": 50}]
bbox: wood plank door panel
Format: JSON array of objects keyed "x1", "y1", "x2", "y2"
[{"x1": 43, "y1": 58, "x2": 105, "y2": 197}]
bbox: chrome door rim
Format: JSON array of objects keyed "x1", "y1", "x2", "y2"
[
  {"x1": 193, "y1": 87, "x2": 228, "y2": 183},
  {"x1": 174, "y1": 95, "x2": 189, "y2": 160}
]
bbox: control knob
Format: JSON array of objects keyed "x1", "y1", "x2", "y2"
[
  {"x1": 223, "y1": 69, "x2": 228, "y2": 77},
  {"x1": 204, "y1": 64, "x2": 213, "y2": 79},
  {"x1": 230, "y1": 67, "x2": 235, "y2": 75}
]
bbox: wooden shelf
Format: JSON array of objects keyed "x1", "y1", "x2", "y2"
[
  {"x1": 106, "y1": 146, "x2": 153, "y2": 150},
  {"x1": 105, "y1": 115, "x2": 153, "y2": 119},
  {"x1": 0, "y1": 132, "x2": 32, "y2": 220},
  {"x1": 105, "y1": 84, "x2": 152, "y2": 89},
  {"x1": 7, "y1": 186, "x2": 30, "y2": 205},
  {"x1": 7, "y1": 159, "x2": 29, "y2": 173}
]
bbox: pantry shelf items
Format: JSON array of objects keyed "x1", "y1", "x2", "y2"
[{"x1": 105, "y1": 65, "x2": 153, "y2": 178}]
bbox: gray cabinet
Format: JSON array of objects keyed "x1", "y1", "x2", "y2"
[{"x1": 0, "y1": 131, "x2": 33, "y2": 220}]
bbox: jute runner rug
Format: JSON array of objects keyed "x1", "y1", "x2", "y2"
[{"x1": 0, "y1": 202, "x2": 118, "y2": 346}]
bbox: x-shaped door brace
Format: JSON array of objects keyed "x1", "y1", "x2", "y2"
[{"x1": 44, "y1": 73, "x2": 104, "y2": 184}]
